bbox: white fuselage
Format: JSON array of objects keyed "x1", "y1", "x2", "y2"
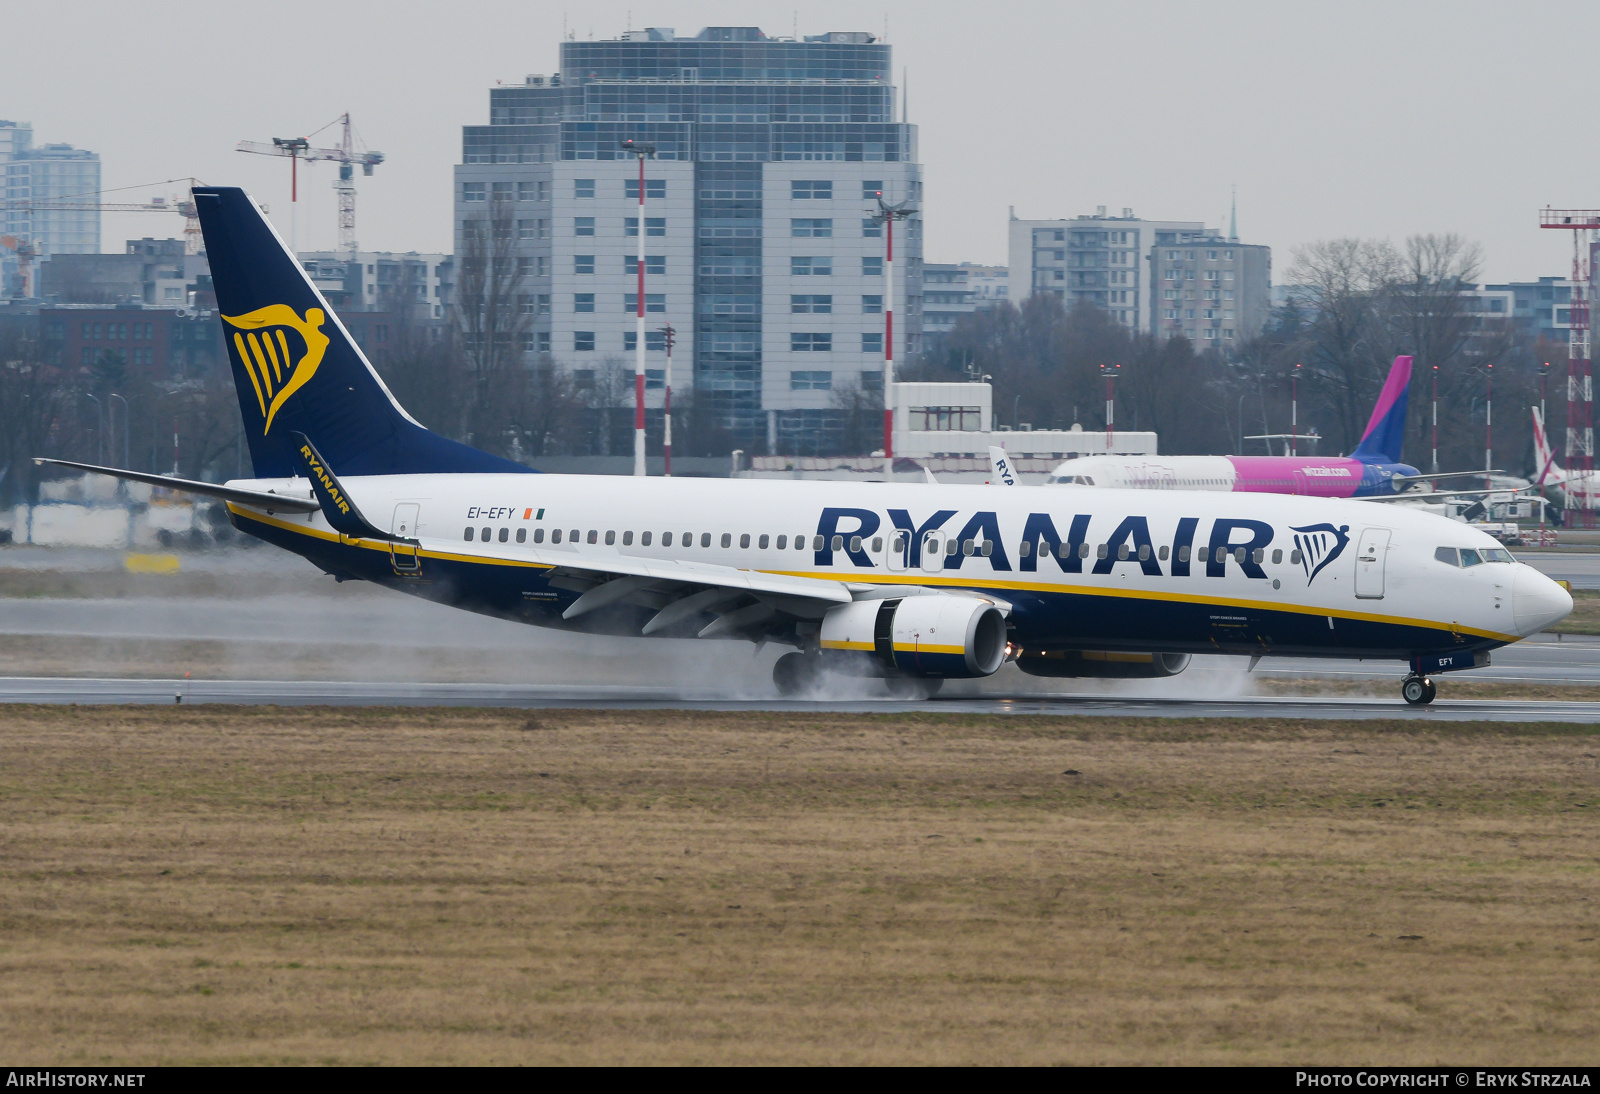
[{"x1": 222, "y1": 472, "x2": 1570, "y2": 658}]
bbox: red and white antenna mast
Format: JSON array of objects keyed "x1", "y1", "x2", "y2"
[{"x1": 1540, "y1": 208, "x2": 1599, "y2": 518}]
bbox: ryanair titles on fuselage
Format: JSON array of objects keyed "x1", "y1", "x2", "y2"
[{"x1": 804, "y1": 506, "x2": 1345, "y2": 581}]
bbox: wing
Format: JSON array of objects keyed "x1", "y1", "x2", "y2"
[{"x1": 427, "y1": 533, "x2": 857, "y2": 640}]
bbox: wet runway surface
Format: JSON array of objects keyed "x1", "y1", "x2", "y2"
[
  {"x1": 2, "y1": 675, "x2": 1597, "y2": 722},
  {"x1": 1, "y1": 547, "x2": 1596, "y2": 720}
]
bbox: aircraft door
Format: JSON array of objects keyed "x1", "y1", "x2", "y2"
[
  {"x1": 1354, "y1": 527, "x2": 1390, "y2": 599},
  {"x1": 921, "y1": 530, "x2": 946, "y2": 574},
  {"x1": 1291, "y1": 470, "x2": 1307, "y2": 496},
  {"x1": 391, "y1": 503, "x2": 420, "y2": 573}
]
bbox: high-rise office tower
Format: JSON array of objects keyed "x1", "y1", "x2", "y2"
[
  {"x1": 1, "y1": 121, "x2": 100, "y2": 258},
  {"x1": 454, "y1": 26, "x2": 922, "y2": 452}
]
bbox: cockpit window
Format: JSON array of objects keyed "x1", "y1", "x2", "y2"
[
  {"x1": 1481, "y1": 547, "x2": 1514, "y2": 563},
  {"x1": 1434, "y1": 547, "x2": 1459, "y2": 566},
  {"x1": 1459, "y1": 549, "x2": 1482, "y2": 567}
]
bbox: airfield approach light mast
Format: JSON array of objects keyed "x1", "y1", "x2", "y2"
[
  {"x1": 1539, "y1": 208, "x2": 1599, "y2": 519},
  {"x1": 871, "y1": 191, "x2": 916, "y2": 479},
  {"x1": 1100, "y1": 363, "x2": 1119, "y2": 452},
  {"x1": 620, "y1": 140, "x2": 656, "y2": 477}
]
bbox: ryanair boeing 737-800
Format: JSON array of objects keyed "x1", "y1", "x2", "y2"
[{"x1": 37, "y1": 188, "x2": 1573, "y2": 705}]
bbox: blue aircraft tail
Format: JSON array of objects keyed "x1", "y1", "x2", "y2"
[
  {"x1": 1349, "y1": 355, "x2": 1413, "y2": 464},
  {"x1": 193, "y1": 186, "x2": 531, "y2": 479}
]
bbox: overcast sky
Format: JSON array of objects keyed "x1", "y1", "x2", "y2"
[{"x1": 9, "y1": 0, "x2": 1597, "y2": 283}]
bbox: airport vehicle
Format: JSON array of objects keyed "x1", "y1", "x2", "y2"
[
  {"x1": 36, "y1": 188, "x2": 1572, "y2": 705},
  {"x1": 1043, "y1": 355, "x2": 1465, "y2": 498}
]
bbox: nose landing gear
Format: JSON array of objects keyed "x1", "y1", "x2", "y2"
[{"x1": 1401, "y1": 675, "x2": 1437, "y2": 706}]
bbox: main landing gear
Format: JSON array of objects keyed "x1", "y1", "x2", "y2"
[{"x1": 1401, "y1": 675, "x2": 1437, "y2": 706}]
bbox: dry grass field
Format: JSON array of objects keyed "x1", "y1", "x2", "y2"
[{"x1": 0, "y1": 705, "x2": 1596, "y2": 1065}]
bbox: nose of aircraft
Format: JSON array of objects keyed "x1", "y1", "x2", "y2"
[{"x1": 1513, "y1": 564, "x2": 1573, "y2": 637}]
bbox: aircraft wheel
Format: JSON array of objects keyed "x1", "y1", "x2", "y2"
[
  {"x1": 1401, "y1": 676, "x2": 1433, "y2": 706},
  {"x1": 1421, "y1": 677, "x2": 1437, "y2": 704},
  {"x1": 773, "y1": 652, "x2": 816, "y2": 698},
  {"x1": 884, "y1": 676, "x2": 943, "y2": 700}
]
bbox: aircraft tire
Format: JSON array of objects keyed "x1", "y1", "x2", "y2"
[
  {"x1": 1422, "y1": 677, "x2": 1437, "y2": 704},
  {"x1": 884, "y1": 676, "x2": 944, "y2": 700},
  {"x1": 1402, "y1": 676, "x2": 1434, "y2": 706},
  {"x1": 773, "y1": 652, "x2": 816, "y2": 697}
]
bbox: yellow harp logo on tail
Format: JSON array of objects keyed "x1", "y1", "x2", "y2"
[{"x1": 221, "y1": 305, "x2": 330, "y2": 434}]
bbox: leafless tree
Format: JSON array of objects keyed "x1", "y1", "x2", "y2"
[{"x1": 453, "y1": 194, "x2": 530, "y2": 455}]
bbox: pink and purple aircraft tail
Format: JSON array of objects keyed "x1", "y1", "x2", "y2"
[{"x1": 1349, "y1": 355, "x2": 1413, "y2": 464}]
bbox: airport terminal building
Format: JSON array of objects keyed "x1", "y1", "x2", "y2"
[{"x1": 453, "y1": 26, "x2": 923, "y2": 452}]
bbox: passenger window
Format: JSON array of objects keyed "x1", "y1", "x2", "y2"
[
  {"x1": 516, "y1": 528, "x2": 526, "y2": 544},
  {"x1": 702, "y1": 533, "x2": 712, "y2": 548},
  {"x1": 1271, "y1": 548, "x2": 1282, "y2": 564},
  {"x1": 570, "y1": 529, "x2": 579, "y2": 542},
  {"x1": 604, "y1": 530, "x2": 615, "y2": 545},
  {"x1": 1460, "y1": 549, "x2": 1482, "y2": 567},
  {"x1": 1097, "y1": 543, "x2": 1109, "y2": 559},
  {"x1": 622, "y1": 531, "x2": 633, "y2": 546},
  {"x1": 463, "y1": 527, "x2": 474, "y2": 541},
  {"x1": 661, "y1": 531, "x2": 672, "y2": 546},
  {"x1": 1215, "y1": 547, "x2": 1227, "y2": 564},
  {"x1": 759, "y1": 534, "x2": 769, "y2": 549},
  {"x1": 552, "y1": 528, "x2": 563, "y2": 544},
  {"x1": 721, "y1": 533, "x2": 732, "y2": 548},
  {"x1": 813, "y1": 536, "x2": 825, "y2": 551},
  {"x1": 641, "y1": 531, "x2": 652, "y2": 546},
  {"x1": 499, "y1": 528, "x2": 509, "y2": 543},
  {"x1": 798, "y1": 535, "x2": 809, "y2": 550},
  {"x1": 683, "y1": 532, "x2": 692, "y2": 545},
  {"x1": 588, "y1": 530, "x2": 598, "y2": 545},
  {"x1": 1179, "y1": 545, "x2": 1190, "y2": 562},
  {"x1": 1139, "y1": 544, "x2": 1151, "y2": 561},
  {"x1": 1117, "y1": 544, "x2": 1129, "y2": 561},
  {"x1": 1159, "y1": 545, "x2": 1170, "y2": 561},
  {"x1": 1019, "y1": 540, "x2": 1032, "y2": 558},
  {"x1": 1290, "y1": 548, "x2": 1301, "y2": 564},
  {"x1": 945, "y1": 538, "x2": 958, "y2": 556},
  {"x1": 832, "y1": 535, "x2": 844, "y2": 551},
  {"x1": 481, "y1": 526, "x2": 491, "y2": 541},
  {"x1": 981, "y1": 541, "x2": 993, "y2": 557},
  {"x1": 740, "y1": 533, "x2": 750, "y2": 549},
  {"x1": 1252, "y1": 548, "x2": 1264, "y2": 564},
  {"x1": 850, "y1": 535, "x2": 863, "y2": 553},
  {"x1": 890, "y1": 533, "x2": 905, "y2": 553},
  {"x1": 1434, "y1": 547, "x2": 1459, "y2": 566},
  {"x1": 776, "y1": 534, "x2": 787, "y2": 549},
  {"x1": 1234, "y1": 547, "x2": 1246, "y2": 564},
  {"x1": 533, "y1": 528, "x2": 544, "y2": 543},
  {"x1": 872, "y1": 537, "x2": 883, "y2": 552}
]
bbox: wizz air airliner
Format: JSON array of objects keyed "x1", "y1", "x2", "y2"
[
  {"x1": 1043, "y1": 355, "x2": 1454, "y2": 498},
  {"x1": 38, "y1": 189, "x2": 1572, "y2": 705}
]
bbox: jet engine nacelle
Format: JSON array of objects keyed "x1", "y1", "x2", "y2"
[
  {"x1": 821, "y1": 594, "x2": 1009, "y2": 679},
  {"x1": 1016, "y1": 650, "x2": 1191, "y2": 678}
]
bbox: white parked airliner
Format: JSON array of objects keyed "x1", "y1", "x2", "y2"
[{"x1": 37, "y1": 188, "x2": 1572, "y2": 706}]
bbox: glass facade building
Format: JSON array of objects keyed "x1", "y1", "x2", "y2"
[{"x1": 455, "y1": 27, "x2": 922, "y2": 449}]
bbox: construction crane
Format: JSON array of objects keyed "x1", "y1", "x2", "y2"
[
  {"x1": 0, "y1": 187, "x2": 205, "y2": 297},
  {"x1": 238, "y1": 114, "x2": 383, "y2": 255},
  {"x1": 0, "y1": 197, "x2": 202, "y2": 254}
]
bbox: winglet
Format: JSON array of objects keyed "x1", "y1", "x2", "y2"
[
  {"x1": 987, "y1": 446, "x2": 1018, "y2": 486},
  {"x1": 289, "y1": 431, "x2": 413, "y2": 543},
  {"x1": 1350, "y1": 355, "x2": 1413, "y2": 464}
]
